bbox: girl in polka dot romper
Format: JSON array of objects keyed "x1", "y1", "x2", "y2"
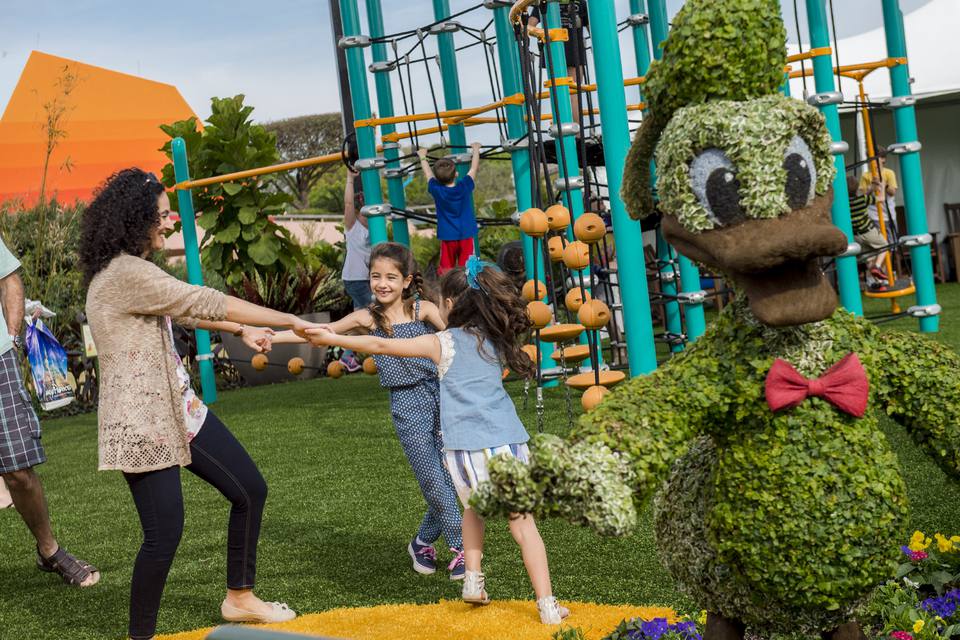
[
  {"x1": 281, "y1": 243, "x2": 464, "y2": 578},
  {"x1": 305, "y1": 257, "x2": 569, "y2": 625}
]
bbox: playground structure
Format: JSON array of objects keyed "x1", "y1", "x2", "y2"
[{"x1": 169, "y1": 0, "x2": 940, "y2": 410}]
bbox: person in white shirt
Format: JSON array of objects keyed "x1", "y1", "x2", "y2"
[{"x1": 339, "y1": 170, "x2": 372, "y2": 372}]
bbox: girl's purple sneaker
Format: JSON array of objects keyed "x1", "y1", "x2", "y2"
[
  {"x1": 448, "y1": 548, "x2": 465, "y2": 581},
  {"x1": 407, "y1": 539, "x2": 436, "y2": 575}
]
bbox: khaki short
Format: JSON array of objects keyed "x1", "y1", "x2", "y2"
[{"x1": 855, "y1": 227, "x2": 889, "y2": 252}]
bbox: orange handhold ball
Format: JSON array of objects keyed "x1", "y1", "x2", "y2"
[
  {"x1": 288, "y1": 357, "x2": 305, "y2": 375},
  {"x1": 578, "y1": 299, "x2": 612, "y2": 329},
  {"x1": 581, "y1": 385, "x2": 610, "y2": 411},
  {"x1": 562, "y1": 241, "x2": 591, "y2": 270},
  {"x1": 545, "y1": 204, "x2": 571, "y2": 231},
  {"x1": 526, "y1": 301, "x2": 552, "y2": 329},
  {"x1": 522, "y1": 279, "x2": 548, "y2": 301},
  {"x1": 564, "y1": 287, "x2": 591, "y2": 312},
  {"x1": 547, "y1": 236, "x2": 564, "y2": 262},
  {"x1": 363, "y1": 356, "x2": 378, "y2": 375},
  {"x1": 519, "y1": 208, "x2": 549, "y2": 237},
  {"x1": 251, "y1": 353, "x2": 269, "y2": 371},
  {"x1": 326, "y1": 361, "x2": 344, "y2": 379},
  {"x1": 574, "y1": 212, "x2": 606, "y2": 243}
]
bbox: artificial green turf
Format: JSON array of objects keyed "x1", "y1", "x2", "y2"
[{"x1": 1, "y1": 284, "x2": 958, "y2": 640}]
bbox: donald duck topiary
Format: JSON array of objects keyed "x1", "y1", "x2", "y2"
[{"x1": 472, "y1": 1, "x2": 960, "y2": 638}]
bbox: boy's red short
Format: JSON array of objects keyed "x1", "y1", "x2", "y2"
[{"x1": 438, "y1": 238, "x2": 475, "y2": 275}]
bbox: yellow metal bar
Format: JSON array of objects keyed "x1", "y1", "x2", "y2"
[
  {"x1": 358, "y1": 92, "x2": 524, "y2": 129},
  {"x1": 510, "y1": 0, "x2": 538, "y2": 24},
  {"x1": 174, "y1": 152, "x2": 343, "y2": 190},
  {"x1": 786, "y1": 46, "x2": 832, "y2": 63},
  {"x1": 789, "y1": 57, "x2": 907, "y2": 79},
  {"x1": 527, "y1": 25, "x2": 568, "y2": 42}
]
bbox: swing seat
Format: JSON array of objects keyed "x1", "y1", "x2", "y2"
[
  {"x1": 541, "y1": 135, "x2": 606, "y2": 168},
  {"x1": 863, "y1": 277, "x2": 915, "y2": 299},
  {"x1": 565, "y1": 370, "x2": 626, "y2": 390},
  {"x1": 539, "y1": 323, "x2": 585, "y2": 343},
  {"x1": 550, "y1": 344, "x2": 591, "y2": 364}
]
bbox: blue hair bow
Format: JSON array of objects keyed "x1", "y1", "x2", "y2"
[{"x1": 466, "y1": 255, "x2": 497, "y2": 291}]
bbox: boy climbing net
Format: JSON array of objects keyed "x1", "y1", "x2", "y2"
[{"x1": 418, "y1": 143, "x2": 482, "y2": 275}]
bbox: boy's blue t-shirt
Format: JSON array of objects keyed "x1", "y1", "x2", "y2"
[{"x1": 428, "y1": 176, "x2": 478, "y2": 241}]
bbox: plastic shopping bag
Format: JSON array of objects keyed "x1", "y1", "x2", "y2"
[{"x1": 25, "y1": 318, "x2": 75, "y2": 411}]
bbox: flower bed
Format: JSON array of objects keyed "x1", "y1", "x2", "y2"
[{"x1": 861, "y1": 531, "x2": 960, "y2": 639}]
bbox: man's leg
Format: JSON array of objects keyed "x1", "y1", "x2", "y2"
[
  {"x1": 0, "y1": 475, "x2": 12, "y2": 508},
  {"x1": 2, "y1": 467, "x2": 56, "y2": 556},
  {"x1": 456, "y1": 239, "x2": 474, "y2": 268}
]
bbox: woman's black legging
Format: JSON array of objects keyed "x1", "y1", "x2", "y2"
[{"x1": 123, "y1": 412, "x2": 267, "y2": 640}]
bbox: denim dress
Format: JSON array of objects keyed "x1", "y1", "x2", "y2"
[{"x1": 371, "y1": 301, "x2": 462, "y2": 550}]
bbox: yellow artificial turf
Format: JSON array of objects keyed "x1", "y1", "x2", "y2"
[{"x1": 157, "y1": 600, "x2": 677, "y2": 640}]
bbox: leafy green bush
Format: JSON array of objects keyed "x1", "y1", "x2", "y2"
[
  {"x1": 0, "y1": 200, "x2": 85, "y2": 350},
  {"x1": 159, "y1": 95, "x2": 305, "y2": 291}
]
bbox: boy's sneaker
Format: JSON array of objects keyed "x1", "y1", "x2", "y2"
[
  {"x1": 448, "y1": 548, "x2": 465, "y2": 581},
  {"x1": 462, "y1": 570, "x2": 491, "y2": 605},
  {"x1": 340, "y1": 353, "x2": 362, "y2": 373},
  {"x1": 537, "y1": 596, "x2": 570, "y2": 624},
  {"x1": 870, "y1": 266, "x2": 888, "y2": 281},
  {"x1": 407, "y1": 539, "x2": 436, "y2": 575}
]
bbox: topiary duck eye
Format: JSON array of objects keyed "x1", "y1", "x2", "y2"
[
  {"x1": 690, "y1": 148, "x2": 743, "y2": 226},
  {"x1": 783, "y1": 135, "x2": 817, "y2": 210}
]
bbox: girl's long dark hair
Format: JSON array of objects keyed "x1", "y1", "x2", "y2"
[
  {"x1": 79, "y1": 168, "x2": 166, "y2": 284},
  {"x1": 368, "y1": 242, "x2": 428, "y2": 336},
  {"x1": 440, "y1": 265, "x2": 534, "y2": 378}
]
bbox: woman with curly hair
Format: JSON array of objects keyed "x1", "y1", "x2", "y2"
[{"x1": 80, "y1": 168, "x2": 314, "y2": 640}]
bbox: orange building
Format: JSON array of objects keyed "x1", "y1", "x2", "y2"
[{"x1": 0, "y1": 51, "x2": 197, "y2": 205}]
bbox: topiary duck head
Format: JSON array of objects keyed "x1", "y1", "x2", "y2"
[{"x1": 622, "y1": 0, "x2": 848, "y2": 327}]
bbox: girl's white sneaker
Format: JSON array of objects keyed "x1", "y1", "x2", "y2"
[
  {"x1": 537, "y1": 596, "x2": 570, "y2": 624},
  {"x1": 461, "y1": 570, "x2": 491, "y2": 605}
]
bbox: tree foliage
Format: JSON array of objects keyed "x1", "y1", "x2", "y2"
[{"x1": 263, "y1": 113, "x2": 344, "y2": 209}]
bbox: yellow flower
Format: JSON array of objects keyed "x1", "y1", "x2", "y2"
[
  {"x1": 936, "y1": 533, "x2": 953, "y2": 553},
  {"x1": 697, "y1": 610, "x2": 707, "y2": 626},
  {"x1": 914, "y1": 619, "x2": 925, "y2": 633},
  {"x1": 910, "y1": 530, "x2": 932, "y2": 552}
]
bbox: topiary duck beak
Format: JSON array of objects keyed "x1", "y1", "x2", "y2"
[{"x1": 662, "y1": 189, "x2": 848, "y2": 327}]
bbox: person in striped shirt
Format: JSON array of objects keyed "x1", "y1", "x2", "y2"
[{"x1": 847, "y1": 175, "x2": 890, "y2": 284}]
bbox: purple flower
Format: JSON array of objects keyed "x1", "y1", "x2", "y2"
[
  {"x1": 901, "y1": 545, "x2": 914, "y2": 557},
  {"x1": 640, "y1": 618, "x2": 670, "y2": 640},
  {"x1": 921, "y1": 588, "x2": 960, "y2": 619}
]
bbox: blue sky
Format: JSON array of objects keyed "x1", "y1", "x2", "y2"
[{"x1": 0, "y1": 0, "x2": 933, "y2": 126}]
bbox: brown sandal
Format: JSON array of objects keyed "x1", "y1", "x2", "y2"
[{"x1": 37, "y1": 547, "x2": 99, "y2": 587}]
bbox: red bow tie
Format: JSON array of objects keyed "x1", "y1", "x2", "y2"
[{"x1": 765, "y1": 352, "x2": 869, "y2": 417}]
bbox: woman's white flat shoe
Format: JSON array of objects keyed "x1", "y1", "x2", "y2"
[{"x1": 221, "y1": 599, "x2": 297, "y2": 623}]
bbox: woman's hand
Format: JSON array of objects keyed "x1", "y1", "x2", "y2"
[
  {"x1": 242, "y1": 326, "x2": 275, "y2": 353},
  {"x1": 305, "y1": 325, "x2": 335, "y2": 347},
  {"x1": 290, "y1": 316, "x2": 324, "y2": 340}
]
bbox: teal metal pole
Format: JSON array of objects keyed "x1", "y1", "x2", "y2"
[
  {"x1": 647, "y1": 0, "x2": 706, "y2": 346},
  {"x1": 492, "y1": 5, "x2": 556, "y2": 378},
  {"x1": 492, "y1": 7, "x2": 536, "y2": 279},
  {"x1": 432, "y1": 1, "x2": 469, "y2": 162},
  {"x1": 542, "y1": 2, "x2": 586, "y2": 226},
  {"x1": 542, "y1": 1, "x2": 597, "y2": 366},
  {"x1": 172, "y1": 138, "x2": 217, "y2": 404},
  {"x1": 366, "y1": 0, "x2": 410, "y2": 246},
  {"x1": 339, "y1": 0, "x2": 389, "y2": 246},
  {"x1": 627, "y1": 0, "x2": 651, "y2": 102},
  {"x1": 881, "y1": 0, "x2": 938, "y2": 332},
  {"x1": 432, "y1": 0, "x2": 478, "y2": 253},
  {"x1": 586, "y1": 0, "x2": 658, "y2": 376},
  {"x1": 805, "y1": 0, "x2": 863, "y2": 316}
]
